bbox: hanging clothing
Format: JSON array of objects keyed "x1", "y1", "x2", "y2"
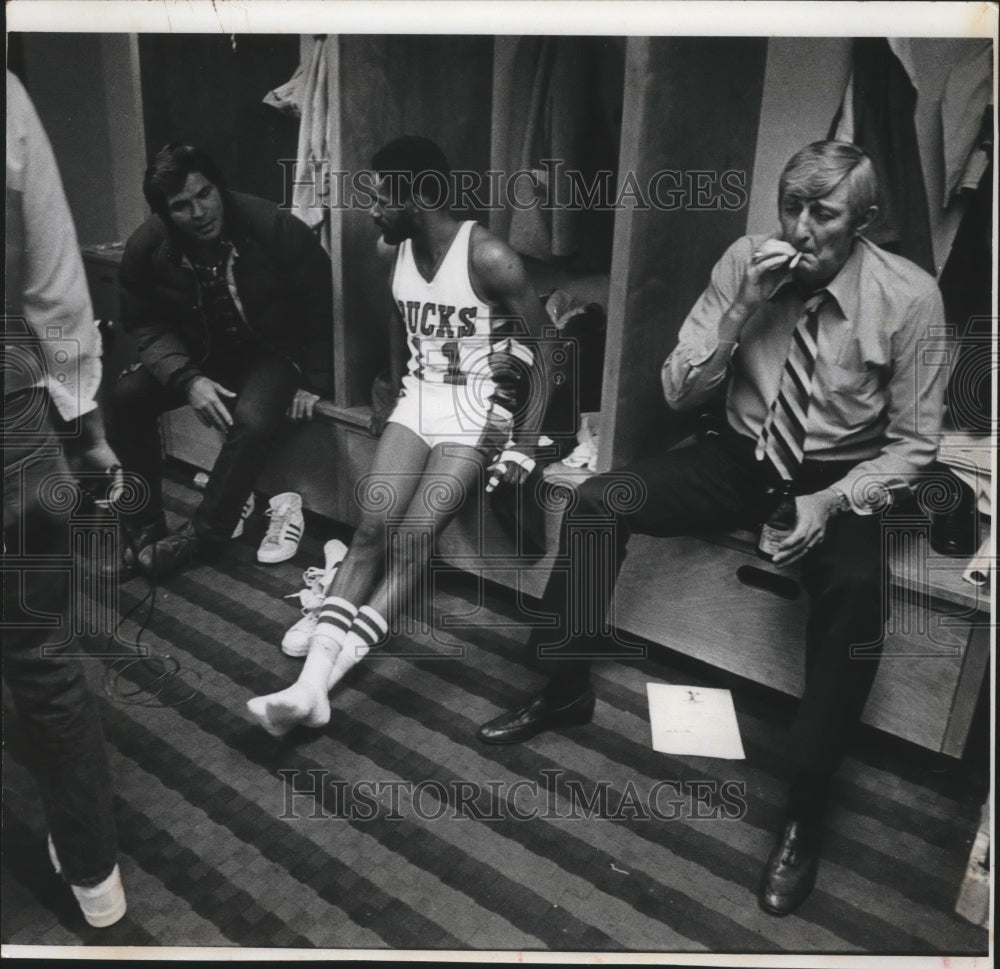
[
  {"x1": 886, "y1": 38, "x2": 920, "y2": 91},
  {"x1": 505, "y1": 37, "x2": 621, "y2": 270},
  {"x1": 939, "y1": 156, "x2": 993, "y2": 435},
  {"x1": 829, "y1": 38, "x2": 935, "y2": 275},
  {"x1": 263, "y1": 62, "x2": 305, "y2": 120},
  {"x1": 941, "y1": 40, "x2": 993, "y2": 204},
  {"x1": 262, "y1": 37, "x2": 332, "y2": 253},
  {"x1": 292, "y1": 37, "x2": 331, "y2": 251}
]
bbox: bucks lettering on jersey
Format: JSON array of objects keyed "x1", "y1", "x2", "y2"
[
  {"x1": 394, "y1": 298, "x2": 479, "y2": 383},
  {"x1": 391, "y1": 221, "x2": 534, "y2": 411}
]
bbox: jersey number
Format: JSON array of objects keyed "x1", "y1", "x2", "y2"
[{"x1": 417, "y1": 339, "x2": 464, "y2": 383}]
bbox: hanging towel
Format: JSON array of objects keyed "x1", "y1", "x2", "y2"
[
  {"x1": 293, "y1": 37, "x2": 331, "y2": 249},
  {"x1": 263, "y1": 62, "x2": 305, "y2": 120}
]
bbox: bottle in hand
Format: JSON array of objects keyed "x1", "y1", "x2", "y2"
[{"x1": 758, "y1": 481, "x2": 796, "y2": 562}]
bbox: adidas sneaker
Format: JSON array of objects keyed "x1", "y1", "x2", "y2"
[
  {"x1": 281, "y1": 539, "x2": 348, "y2": 657},
  {"x1": 231, "y1": 492, "x2": 256, "y2": 539},
  {"x1": 257, "y1": 492, "x2": 304, "y2": 563}
]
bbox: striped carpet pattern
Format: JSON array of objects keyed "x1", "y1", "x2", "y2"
[{"x1": 2, "y1": 472, "x2": 990, "y2": 956}]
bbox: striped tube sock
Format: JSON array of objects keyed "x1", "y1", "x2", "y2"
[
  {"x1": 302, "y1": 595, "x2": 357, "y2": 686},
  {"x1": 313, "y1": 595, "x2": 357, "y2": 647},
  {"x1": 327, "y1": 605, "x2": 388, "y2": 690}
]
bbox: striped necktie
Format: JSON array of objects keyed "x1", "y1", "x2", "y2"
[{"x1": 755, "y1": 291, "x2": 829, "y2": 481}]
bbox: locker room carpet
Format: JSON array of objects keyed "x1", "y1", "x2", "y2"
[{"x1": 2, "y1": 469, "x2": 990, "y2": 957}]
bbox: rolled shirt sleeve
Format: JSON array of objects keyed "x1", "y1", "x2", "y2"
[{"x1": 661, "y1": 237, "x2": 750, "y2": 411}]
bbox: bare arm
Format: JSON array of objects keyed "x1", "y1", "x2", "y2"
[
  {"x1": 470, "y1": 230, "x2": 554, "y2": 488},
  {"x1": 367, "y1": 240, "x2": 407, "y2": 436},
  {"x1": 373, "y1": 237, "x2": 410, "y2": 390}
]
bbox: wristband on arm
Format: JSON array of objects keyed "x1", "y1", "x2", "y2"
[
  {"x1": 497, "y1": 448, "x2": 537, "y2": 475},
  {"x1": 486, "y1": 447, "x2": 538, "y2": 493}
]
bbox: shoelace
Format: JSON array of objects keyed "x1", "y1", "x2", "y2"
[
  {"x1": 284, "y1": 565, "x2": 337, "y2": 610},
  {"x1": 262, "y1": 506, "x2": 292, "y2": 547}
]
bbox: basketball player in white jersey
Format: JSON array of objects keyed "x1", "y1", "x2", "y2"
[{"x1": 248, "y1": 136, "x2": 553, "y2": 736}]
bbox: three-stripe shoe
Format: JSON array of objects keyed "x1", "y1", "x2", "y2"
[{"x1": 257, "y1": 492, "x2": 304, "y2": 563}]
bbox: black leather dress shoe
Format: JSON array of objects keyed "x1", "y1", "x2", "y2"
[
  {"x1": 98, "y1": 518, "x2": 167, "y2": 580},
  {"x1": 758, "y1": 819, "x2": 821, "y2": 916},
  {"x1": 137, "y1": 528, "x2": 200, "y2": 580},
  {"x1": 477, "y1": 690, "x2": 595, "y2": 744}
]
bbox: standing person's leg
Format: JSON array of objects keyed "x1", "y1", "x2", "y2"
[
  {"x1": 104, "y1": 363, "x2": 183, "y2": 549},
  {"x1": 246, "y1": 421, "x2": 434, "y2": 735},
  {"x1": 2, "y1": 393, "x2": 124, "y2": 925},
  {"x1": 758, "y1": 506, "x2": 885, "y2": 916},
  {"x1": 479, "y1": 432, "x2": 776, "y2": 742}
]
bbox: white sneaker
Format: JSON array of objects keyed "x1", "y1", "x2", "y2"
[
  {"x1": 257, "y1": 492, "x2": 304, "y2": 563},
  {"x1": 281, "y1": 609, "x2": 321, "y2": 658},
  {"x1": 48, "y1": 835, "x2": 127, "y2": 928},
  {"x1": 231, "y1": 492, "x2": 256, "y2": 539},
  {"x1": 281, "y1": 539, "x2": 348, "y2": 657}
]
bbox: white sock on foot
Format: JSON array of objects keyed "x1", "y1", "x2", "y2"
[{"x1": 247, "y1": 598, "x2": 357, "y2": 736}]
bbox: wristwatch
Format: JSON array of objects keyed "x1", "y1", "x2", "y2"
[{"x1": 829, "y1": 487, "x2": 851, "y2": 514}]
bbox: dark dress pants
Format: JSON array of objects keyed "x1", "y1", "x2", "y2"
[
  {"x1": 531, "y1": 429, "x2": 885, "y2": 799},
  {"x1": 106, "y1": 347, "x2": 299, "y2": 543},
  {"x1": 2, "y1": 391, "x2": 119, "y2": 886}
]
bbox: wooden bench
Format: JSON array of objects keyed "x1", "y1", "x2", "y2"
[
  {"x1": 155, "y1": 398, "x2": 990, "y2": 758},
  {"x1": 432, "y1": 460, "x2": 990, "y2": 757}
]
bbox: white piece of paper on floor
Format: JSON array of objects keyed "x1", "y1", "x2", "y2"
[{"x1": 647, "y1": 683, "x2": 746, "y2": 760}]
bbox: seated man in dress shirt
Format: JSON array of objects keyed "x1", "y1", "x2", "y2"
[{"x1": 477, "y1": 141, "x2": 949, "y2": 916}]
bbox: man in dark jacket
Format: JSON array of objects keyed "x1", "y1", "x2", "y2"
[{"x1": 107, "y1": 144, "x2": 333, "y2": 578}]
